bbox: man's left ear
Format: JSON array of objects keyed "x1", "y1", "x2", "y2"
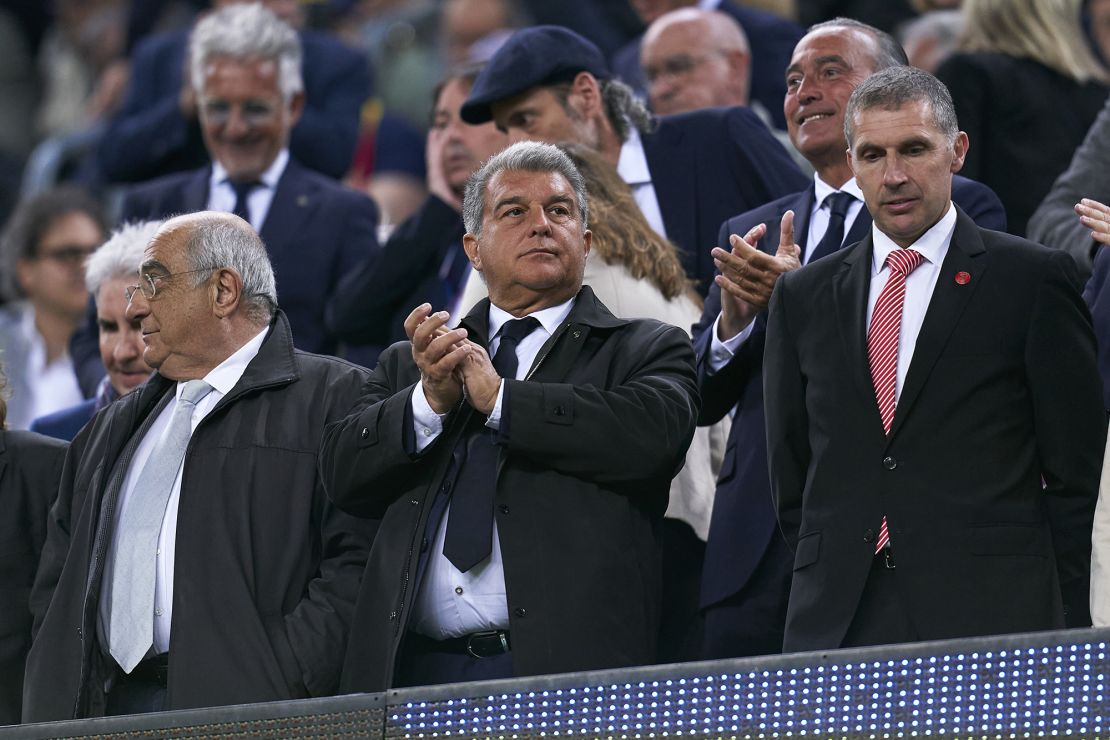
[
  {"x1": 950, "y1": 131, "x2": 969, "y2": 173},
  {"x1": 212, "y1": 267, "x2": 243, "y2": 318},
  {"x1": 286, "y1": 91, "x2": 306, "y2": 128}
]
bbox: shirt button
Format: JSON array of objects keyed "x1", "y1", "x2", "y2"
[
  {"x1": 455, "y1": 586, "x2": 464, "y2": 595},
  {"x1": 156, "y1": 548, "x2": 161, "y2": 555},
  {"x1": 154, "y1": 608, "x2": 163, "y2": 616},
  {"x1": 514, "y1": 607, "x2": 527, "y2": 618},
  {"x1": 883, "y1": 456, "x2": 897, "y2": 470},
  {"x1": 498, "y1": 504, "x2": 510, "y2": 515},
  {"x1": 423, "y1": 427, "x2": 433, "y2": 436}
]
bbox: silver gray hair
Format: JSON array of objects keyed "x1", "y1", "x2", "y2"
[
  {"x1": 844, "y1": 65, "x2": 959, "y2": 145},
  {"x1": 189, "y1": 2, "x2": 304, "y2": 102},
  {"x1": 463, "y1": 141, "x2": 589, "y2": 238},
  {"x1": 86, "y1": 220, "x2": 164, "y2": 295},
  {"x1": 177, "y1": 213, "x2": 278, "y2": 323}
]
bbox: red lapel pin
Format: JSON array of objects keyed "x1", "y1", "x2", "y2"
[{"x1": 954, "y1": 271, "x2": 971, "y2": 285}]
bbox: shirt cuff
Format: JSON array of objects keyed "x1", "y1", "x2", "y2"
[
  {"x1": 707, "y1": 313, "x2": 755, "y2": 372},
  {"x1": 484, "y1": 379, "x2": 505, "y2": 430},
  {"x1": 411, "y1": 382, "x2": 445, "y2": 452}
]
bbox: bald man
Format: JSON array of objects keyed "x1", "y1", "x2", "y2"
[{"x1": 641, "y1": 8, "x2": 751, "y2": 116}]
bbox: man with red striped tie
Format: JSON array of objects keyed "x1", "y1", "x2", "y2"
[{"x1": 764, "y1": 65, "x2": 1105, "y2": 651}]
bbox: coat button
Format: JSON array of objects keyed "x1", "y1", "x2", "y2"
[
  {"x1": 863, "y1": 529, "x2": 875, "y2": 544},
  {"x1": 442, "y1": 480, "x2": 453, "y2": 493},
  {"x1": 360, "y1": 427, "x2": 369, "y2": 439},
  {"x1": 410, "y1": 499, "x2": 420, "y2": 506},
  {"x1": 388, "y1": 611, "x2": 397, "y2": 621},
  {"x1": 420, "y1": 537, "x2": 429, "y2": 552},
  {"x1": 514, "y1": 607, "x2": 527, "y2": 618},
  {"x1": 498, "y1": 504, "x2": 510, "y2": 515},
  {"x1": 553, "y1": 405, "x2": 566, "y2": 416},
  {"x1": 883, "y1": 456, "x2": 897, "y2": 470}
]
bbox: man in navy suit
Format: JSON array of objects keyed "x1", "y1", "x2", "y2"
[
  {"x1": 31, "y1": 222, "x2": 161, "y2": 441},
  {"x1": 611, "y1": 0, "x2": 803, "y2": 131},
  {"x1": 460, "y1": 24, "x2": 808, "y2": 297},
  {"x1": 327, "y1": 68, "x2": 507, "y2": 348},
  {"x1": 98, "y1": 0, "x2": 370, "y2": 183},
  {"x1": 118, "y1": 3, "x2": 379, "y2": 359},
  {"x1": 696, "y1": 18, "x2": 1008, "y2": 660}
]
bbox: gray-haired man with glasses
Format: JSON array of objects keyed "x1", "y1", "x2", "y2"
[{"x1": 25, "y1": 211, "x2": 373, "y2": 720}]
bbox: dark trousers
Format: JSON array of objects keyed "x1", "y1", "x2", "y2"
[
  {"x1": 658, "y1": 518, "x2": 705, "y2": 664},
  {"x1": 395, "y1": 634, "x2": 514, "y2": 688},
  {"x1": 105, "y1": 671, "x2": 167, "y2": 716},
  {"x1": 701, "y1": 530, "x2": 793, "y2": 659},
  {"x1": 840, "y1": 553, "x2": 920, "y2": 648}
]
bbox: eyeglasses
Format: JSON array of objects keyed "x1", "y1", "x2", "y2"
[
  {"x1": 124, "y1": 268, "x2": 215, "y2": 303},
  {"x1": 199, "y1": 98, "x2": 280, "y2": 126},
  {"x1": 37, "y1": 245, "x2": 98, "y2": 267},
  {"x1": 644, "y1": 51, "x2": 725, "y2": 85}
]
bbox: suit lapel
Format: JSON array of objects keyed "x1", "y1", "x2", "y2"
[
  {"x1": 260, "y1": 160, "x2": 315, "y2": 259},
  {"x1": 183, "y1": 168, "x2": 210, "y2": 212},
  {"x1": 889, "y1": 209, "x2": 986, "y2": 439},
  {"x1": 0, "y1": 433, "x2": 8, "y2": 491},
  {"x1": 833, "y1": 235, "x2": 880, "y2": 416},
  {"x1": 642, "y1": 126, "x2": 698, "y2": 272},
  {"x1": 843, "y1": 206, "x2": 872, "y2": 249},
  {"x1": 791, "y1": 187, "x2": 816, "y2": 256}
]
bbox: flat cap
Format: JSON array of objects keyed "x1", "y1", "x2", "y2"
[{"x1": 460, "y1": 25, "x2": 610, "y2": 125}]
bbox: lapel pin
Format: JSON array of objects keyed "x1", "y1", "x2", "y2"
[
  {"x1": 954, "y1": 271, "x2": 971, "y2": 285},
  {"x1": 296, "y1": 195, "x2": 308, "y2": 207}
]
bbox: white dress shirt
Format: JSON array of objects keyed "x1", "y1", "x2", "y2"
[
  {"x1": 707, "y1": 175, "x2": 867, "y2": 373},
  {"x1": 208, "y1": 149, "x2": 289, "y2": 230},
  {"x1": 100, "y1": 327, "x2": 268, "y2": 655},
  {"x1": 17, "y1": 307, "x2": 83, "y2": 429},
  {"x1": 409, "y1": 298, "x2": 575, "y2": 639},
  {"x1": 617, "y1": 127, "x2": 668, "y2": 240},
  {"x1": 866, "y1": 202, "x2": 956, "y2": 402}
]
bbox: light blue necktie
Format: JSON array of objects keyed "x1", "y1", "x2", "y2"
[{"x1": 108, "y1": 379, "x2": 213, "y2": 672}]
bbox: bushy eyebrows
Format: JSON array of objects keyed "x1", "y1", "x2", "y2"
[
  {"x1": 140, "y1": 259, "x2": 168, "y2": 274},
  {"x1": 493, "y1": 194, "x2": 575, "y2": 211}
]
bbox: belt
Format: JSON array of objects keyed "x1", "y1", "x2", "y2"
[
  {"x1": 120, "y1": 653, "x2": 169, "y2": 686},
  {"x1": 409, "y1": 630, "x2": 512, "y2": 659}
]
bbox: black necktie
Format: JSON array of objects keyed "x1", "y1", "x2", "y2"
[
  {"x1": 443, "y1": 316, "x2": 540, "y2": 572},
  {"x1": 229, "y1": 180, "x2": 258, "y2": 224},
  {"x1": 807, "y1": 191, "x2": 856, "y2": 263}
]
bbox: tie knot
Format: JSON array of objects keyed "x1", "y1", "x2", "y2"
[
  {"x1": 179, "y1": 379, "x2": 213, "y2": 407},
  {"x1": 228, "y1": 179, "x2": 259, "y2": 200},
  {"x1": 499, "y1": 316, "x2": 540, "y2": 345},
  {"x1": 885, "y1": 248, "x2": 925, "y2": 276},
  {"x1": 825, "y1": 191, "x2": 855, "y2": 218}
]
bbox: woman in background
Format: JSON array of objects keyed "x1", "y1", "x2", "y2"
[{"x1": 936, "y1": 0, "x2": 1110, "y2": 236}]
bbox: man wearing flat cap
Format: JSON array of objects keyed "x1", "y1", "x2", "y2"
[
  {"x1": 459, "y1": 24, "x2": 807, "y2": 296},
  {"x1": 322, "y1": 141, "x2": 699, "y2": 690}
]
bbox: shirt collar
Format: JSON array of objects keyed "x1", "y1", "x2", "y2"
[
  {"x1": 871, "y1": 201, "x2": 957, "y2": 274},
  {"x1": 697, "y1": 0, "x2": 721, "y2": 8},
  {"x1": 211, "y1": 148, "x2": 289, "y2": 190},
  {"x1": 813, "y1": 174, "x2": 864, "y2": 208},
  {"x1": 616, "y1": 127, "x2": 652, "y2": 188},
  {"x1": 180, "y1": 325, "x2": 269, "y2": 399},
  {"x1": 488, "y1": 296, "x2": 576, "y2": 342}
]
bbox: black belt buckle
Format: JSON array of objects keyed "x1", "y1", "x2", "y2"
[
  {"x1": 466, "y1": 630, "x2": 511, "y2": 658},
  {"x1": 882, "y1": 546, "x2": 896, "y2": 570}
]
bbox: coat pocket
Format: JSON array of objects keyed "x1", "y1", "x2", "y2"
[{"x1": 793, "y1": 531, "x2": 821, "y2": 571}]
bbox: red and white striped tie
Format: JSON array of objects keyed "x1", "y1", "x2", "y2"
[{"x1": 867, "y1": 247, "x2": 925, "y2": 554}]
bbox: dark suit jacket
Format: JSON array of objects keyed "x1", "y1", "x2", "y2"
[
  {"x1": 98, "y1": 28, "x2": 370, "y2": 182},
  {"x1": 326, "y1": 194, "x2": 465, "y2": 347},
  {"x1": 1082, "y1": 245, "x2": 1110, "y2": 409},
  {"x1": 937, "y1": 52, "x2": 1109, "y2": 237},
  {"x1": 644, "y1": 106, "x2": 808, "y2": 295},
  {"x1": 120, "y1": 157, "x2": 380, "y2": 357},
  {"x1": 24, "y1": 313, "x2": 374, "y2": 721},
  {"x1": 0, "y1": 431, "x2": 66, "y2": 725},
  {"x1": 320, "y1": 286, "x2": 698, "y2": 692},
  {"x1": 610, "y1": 0, "x2": 804, "y2": 131},
  {"x1": 29, "y1": 398, "x2": 96, "y2": 442},
  {"x1": 764, "y1": 207, "x2": 1105, "y2": 652},
  {"x1": 696, "y1": 176, "x2": 1006, "y2": 619}
]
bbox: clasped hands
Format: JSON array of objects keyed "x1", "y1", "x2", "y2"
[
  {"x1": 404, "y1": 304, "x2": 501, "y2": 416},
  {"x1": 712, "y1": 210, "x2": 802, "y2": 340}
]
